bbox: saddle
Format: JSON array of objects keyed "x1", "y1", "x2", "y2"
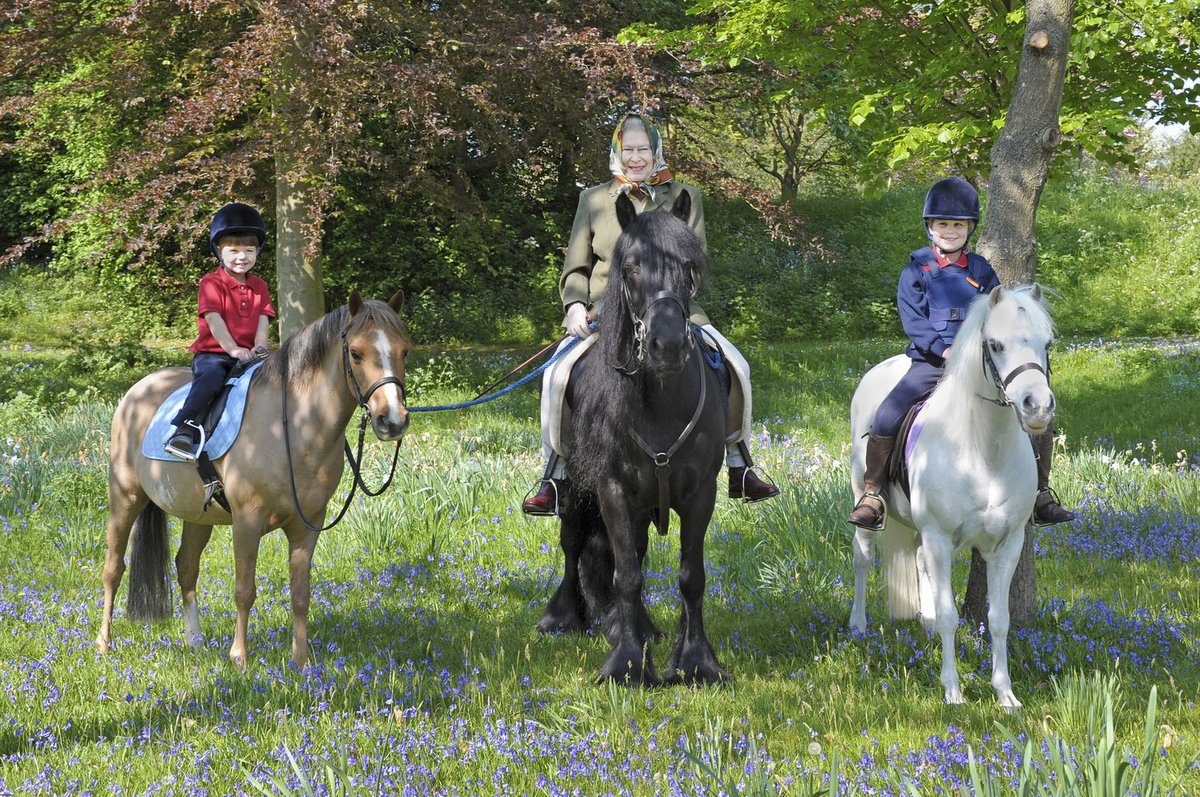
[
  {"x1": 142, "y1": 359, "x2": 265, "y2": 513},
  {"x1": 888, "y1": 394, "x2": 932, "y2": 502}
]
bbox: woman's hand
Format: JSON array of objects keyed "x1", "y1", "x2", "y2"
[{"x1": 563, "y1": 303, "x2": 591, "y2": 338}]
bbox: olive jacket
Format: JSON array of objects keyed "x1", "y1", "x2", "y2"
[{"x1": 558, "y1": 179, "x2": 710, "y2": 325}]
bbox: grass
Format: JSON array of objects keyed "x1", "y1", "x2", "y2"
[{"x1": 0, "y1": 336, "x2": 1198, "y2": 794}]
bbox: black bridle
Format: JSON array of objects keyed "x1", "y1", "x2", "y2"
[
  {"x1": 282, "y1": 325, "x2": 408, "y2": 532},
  {"x1": 614, "y1": 282, "x2": 693, "y2": 375},
  {"x1": 618, "y1": 283, "x2": 708, "y2": 536},
  {"x1": 979, "y1": 338, "x2": 1048, "y2": 407}
]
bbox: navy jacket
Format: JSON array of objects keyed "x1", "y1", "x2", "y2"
[{"x1": 898, "y1": 246, "x2": 1001, "y2": 364}]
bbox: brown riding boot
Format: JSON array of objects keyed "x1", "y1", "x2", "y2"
[
  {"x1": 728, "y1": 441, "x2": 781, "y2": 502},
  {"x1": 848, "y1": 433, "x2": 895, "y2": 529},
  {"x1": 1032, "y1": 432, "x2": 1075, "y2": 526}
]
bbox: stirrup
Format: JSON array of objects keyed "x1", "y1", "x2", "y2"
[
  {"x1": 521, "y1": 479, "x2": 561, "y2": 517},
  {"x1": 1031, "y1": 487, "x2": 1074, "y2": 527},
  {"x1": 165, "y1": 421, "x2": 207, "y2": 462},
  {"x1": 732, "y1": 465, "x2": 780, "y2": 503},
  {"x1": 848, "y1": 491, "x2": 887, "y2": 531}
]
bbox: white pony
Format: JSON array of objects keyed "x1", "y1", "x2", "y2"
[{"x1": 848, "y1": 284, "x2": 1055, "y2": 710}]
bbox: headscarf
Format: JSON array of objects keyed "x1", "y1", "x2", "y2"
[{"x1": 609, "y1": 113, "x2": 673, "y2": 201}]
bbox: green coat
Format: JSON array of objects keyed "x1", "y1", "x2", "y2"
[{"x1": 558, "y1": 179, "x2": 710, "y2": 326}]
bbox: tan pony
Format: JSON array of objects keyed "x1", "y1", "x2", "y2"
[{"x1": 95, "y1": 291, "x2": 410, "y2": 668}]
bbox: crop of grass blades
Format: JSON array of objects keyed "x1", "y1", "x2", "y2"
[{"x1": 0, "y1": 339, "x2": 1198, "y2": 794}]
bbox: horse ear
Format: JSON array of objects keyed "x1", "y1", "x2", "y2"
[
  {"x1": 671, "y1": 189, "x2": 692, "y2": 223},
  {"x1": 388, "y1": 289, "x2": 405, "y2": 315},
  {"x1": 349, "y1": 289, "x2": 364, "y2": 318},
  {"x1": 1029, "y1": 282, "x2": 1043, "y2": 301},
  {"x1": 988, "y1": 286, "x2": 1004, "y2": 307},
  {"x1": 615, "y1": 193, "x2": 637, "y2": 230}
]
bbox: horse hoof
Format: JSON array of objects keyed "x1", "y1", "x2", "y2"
[
  {"x1": 664, "y1": 665, "x2": 732, "y2": 687},
  {"x1": 944, "y1": 690, "x2": 966, "y2": 705},
  {"x1": 94, "y1": 638, "x2": 110, "y2": 655},
  {"x1": 598, "y1": 649, "x2": 660, "y2": 688}
]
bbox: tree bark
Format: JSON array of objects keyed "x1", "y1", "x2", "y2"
[
  {"x1": 963, "y1": 0, "x2": 1074, "y2": 626},
  {"x1": 274, "y1": 159, "x2": 324, "y2": 340},
  {"x1": 272, "y1": 30, "x2": 324, "y2": 341}
]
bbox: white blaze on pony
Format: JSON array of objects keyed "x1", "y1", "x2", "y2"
[{"x1": 848, "y1": 284, "x2": 1055, "y2": 710}]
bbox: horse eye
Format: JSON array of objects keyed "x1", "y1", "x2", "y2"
[
  {"x1": 350, "y1": 348, "x2": 363, "y2": 363},
  {"x1": 989, "y1": 340, "x2": 1004, "y2": 354}
]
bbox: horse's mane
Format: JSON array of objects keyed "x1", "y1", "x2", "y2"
[
  {"x1": 256, "y1": 298, "x2": 408, "y2": 386},
  {"x1": 932, "y1": 284, "x2": 1054, "y2": 448},
  {"x1": 570, "y1": 207, "x2": 708, "y2": 490}
]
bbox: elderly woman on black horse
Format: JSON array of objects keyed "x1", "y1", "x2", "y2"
[{"x1": 522, "y1": 112, "x2": 780, "y2": 515}]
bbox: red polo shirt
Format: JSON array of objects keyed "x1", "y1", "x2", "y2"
[{"x1": 189, "y1": 267, "x2": 276, "y2": 354}]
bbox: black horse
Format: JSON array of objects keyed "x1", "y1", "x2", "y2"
[{"x1": 537, "y1": 191, "x2": 729, "y2": 687}]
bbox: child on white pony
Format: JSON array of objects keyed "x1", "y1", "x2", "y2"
[{"x1": 847, "y1": 177, "x2": 1073, "y2": 530}]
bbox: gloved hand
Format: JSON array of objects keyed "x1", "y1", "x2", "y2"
[{"x1": 563, "y1": 303, "x2": 591, "y2": 339}]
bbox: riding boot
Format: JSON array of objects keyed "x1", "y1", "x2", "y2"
[
  {"x1": 522, "y1": 452, "x2": 565, "y2": 517},
  {"x1": 848, "y1": 433, "x2": 895, "y2": 529},
  {"x1": 165, "y1": 420, "x2": 202, "y2": 461},
  {"x1": 728, "y1": 441, "x2": 780, "y2": 502},
  {"x1": 1031, "y1": 433, "x2": 1075, "y2": 526}
]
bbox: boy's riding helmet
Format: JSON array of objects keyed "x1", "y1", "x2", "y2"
[
  {"x1": 923, "y1": 177, "x2": 979, "y2": 222},
  {"x1": 209, "y1": 202, "x2": 267, "y2": 258}
]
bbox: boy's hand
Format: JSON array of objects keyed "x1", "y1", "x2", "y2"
[{"x1": 230, "y1": 347, "x2": 254, "y2": 363}]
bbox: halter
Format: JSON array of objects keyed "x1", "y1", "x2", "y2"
[
  {"x1": 614, "y1": 282, "x2": 693, "y2": 375},
  {"x1": 979, "y1": 338, "x2": 1047, "y2": 407},
  {"x1": 282, "y1": 321, "x2": 408, "y2": 532}
]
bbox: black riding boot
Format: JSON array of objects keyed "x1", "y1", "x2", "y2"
[
  {"x1": 848, "y1": 433, "x2": 895, "y2": 529},
  {"x1": 1032, "y1": 432, "x2": 1075, "y2": 526}
]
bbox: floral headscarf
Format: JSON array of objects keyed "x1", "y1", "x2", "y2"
[{"x1": 609, "y1": 113, "x2": 673, "y2": 201}]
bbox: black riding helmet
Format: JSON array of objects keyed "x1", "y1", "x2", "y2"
[
  {"x1": 209, "y1": 202, "x2": 266, "y2": 259},
  {"x1": 922, "y1": 176, "x2": 979, "y2": 245}
]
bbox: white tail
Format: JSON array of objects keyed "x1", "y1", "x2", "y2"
[{"x1": 878, "y1": 521, "x2": 921, "y2": 620}]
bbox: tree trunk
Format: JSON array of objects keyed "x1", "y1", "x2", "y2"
[
  {"x1": 274, "y1": 158, "x2": 324, "y2": 340},
  {"x1": 272, "y1": 28, "x2": 324, "y2": 342},
  {"x1": 963, "y1": 0, "x2": 1074, "y2": 626}
]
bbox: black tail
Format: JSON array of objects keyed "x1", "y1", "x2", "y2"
[{"x1": 126, "y1": 503, "x2": 172, "y2": 622}]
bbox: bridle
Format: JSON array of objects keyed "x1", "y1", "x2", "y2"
[
  {"x1": 978, "y1": 337, "x2": 1048, "y2": 408},
  {"x1": 282, "y1": 323, "x2": 408, "y2": 532},
  {"x1": 617, "y1": 281, "x2": 709, "y2": 537},
  {"x1": 614, "y1": 281, "x2": 693, "y2": 375}
]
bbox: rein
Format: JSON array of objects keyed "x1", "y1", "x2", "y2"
[
  {"x1": 282, "y1": 325, "x2": 406, "y2": 532},
  {"x1": 978, "y1": 338, "x2": 1047, "y2": 407}
]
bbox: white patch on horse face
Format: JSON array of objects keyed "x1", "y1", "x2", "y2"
[{"x1": 371, "y1": 328, "x2": 406, "y2": 420}]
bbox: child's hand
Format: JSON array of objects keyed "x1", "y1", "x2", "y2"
[{"x1": 231, "y1": 347, "x2": 254, "y2": 363}]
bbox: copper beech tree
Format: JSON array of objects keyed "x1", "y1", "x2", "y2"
[{"x1": 0, "y1": 0, "x2": 663, "y2": 336}]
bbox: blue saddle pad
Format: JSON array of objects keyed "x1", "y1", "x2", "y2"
[{"x1": 142, "y1": 361, "x2": 263, "y2": 462}]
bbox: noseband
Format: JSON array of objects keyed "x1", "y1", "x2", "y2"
[
  {"x1": 979, "y1": 339, "x2": 1047, "y2": 407},
  {"x1": 616, "y1": 283, "x2": 693, "y2": 375}
]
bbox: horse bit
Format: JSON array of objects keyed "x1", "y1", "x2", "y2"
[{"x1": 620, "y1": 285, "x2": 709, "y2": 537}]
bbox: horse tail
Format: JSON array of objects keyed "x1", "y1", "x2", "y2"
[
  {"x1": 878, "y1": 521, "x2": 921, "y2": 621},
  {"x1": 126, "y1": 502, "x2": 172, "y2": 623}
]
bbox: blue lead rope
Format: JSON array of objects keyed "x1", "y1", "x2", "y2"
[
  {"x1": 408, "y1": 334, "x2": 585, "y2": 413},
  {"x1": 409, "y1": 320, "x2": 720, "y2": 414}
]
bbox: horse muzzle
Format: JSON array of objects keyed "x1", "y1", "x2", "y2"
[
  {"x1": 1015, "y1": 390, "x2": 1054, "y2": 436},
  {"x1": 372, "y1": 409, "x2": 409, "y2": 441}
]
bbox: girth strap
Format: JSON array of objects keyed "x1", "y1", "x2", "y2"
[
  {"x1": 629, "y1": 361, "x2": 708, "y2": 537},
  {"x1": 196, "y1": 453, "x2": 231, "y2": 513}
]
